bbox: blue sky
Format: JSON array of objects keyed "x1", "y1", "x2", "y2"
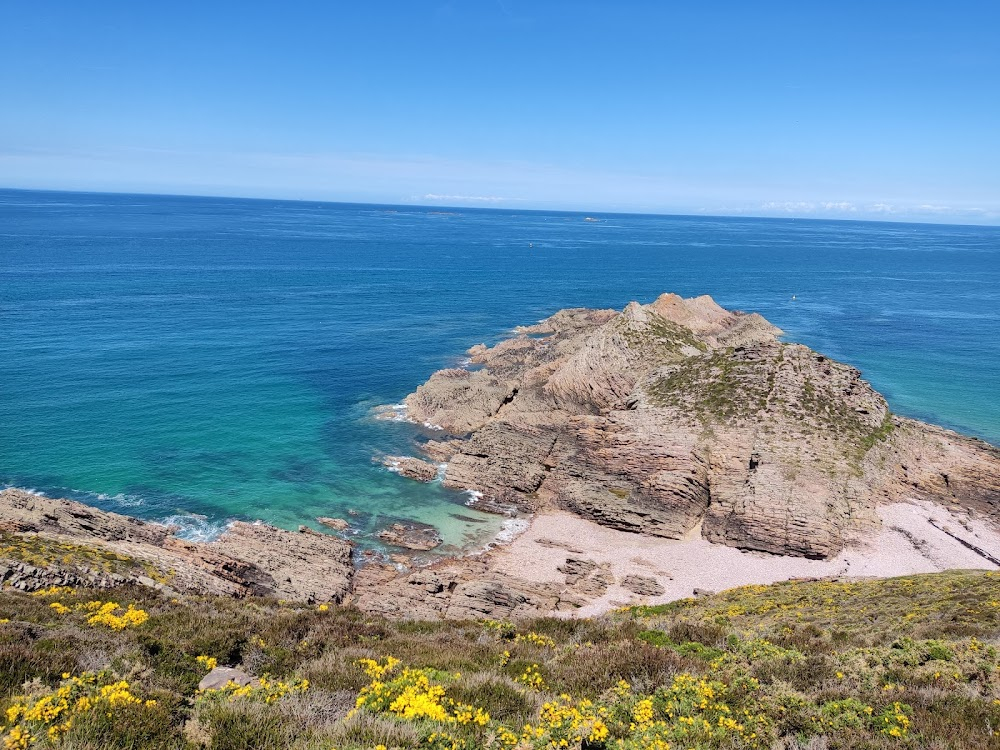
[{"x1": 1, "y1": 2, "x2": 998, "y2": 223}]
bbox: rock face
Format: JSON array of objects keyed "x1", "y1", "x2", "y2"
[
  {"x1": 392, "y1": 293, "x2": 1000, "y2": 559},
  {"x1": 0, "y1": 489, "x2": 354, "y2": 602},
  {"x1": 348, "y1": 560, "x2": 559, "y2": 620}
]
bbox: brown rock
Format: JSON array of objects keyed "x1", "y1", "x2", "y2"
[
  {"x1": 0, "y1": 489, "x2": 354, "y2": 602},
  {"x1": 213, "y1": 522, "x2": 354, "y2": 603},
  {"x1": 380, "y1": 293, "x2": 1000, "y2": 560},
  {"x1": 622, "y1": 575, "x2": 666, "y2": 596},
  {"x1": 317, "y1": 517, "x2": 350, "y2": 531},
  {"x1": 347, "y1": 558, "x2": 562, "y2": 620},
  {"x1": 377, "y1": 522, "x2": 443, "y2": 551},
  {"x1": 381, "y1": 456, "x2": 439, "y2": 482}
]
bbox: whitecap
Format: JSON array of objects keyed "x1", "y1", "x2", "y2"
[
  {"x1": 373, "y1": 403, "x2": 409, "y2": 422},
  {"x1": 464, "y1": 489, "x2": 484, "y2": 506},
  {"x1": 160, "y1": 513, "x2": 231, "y2": 542},
  {"x1": 2, "y1": 484, "x2": 45, "y2": 497},
  {"x1": 95, "y1": 491, "x2": 143, "y2": 508},
  {"x1": 494, "y1": 518, "x2": 530, "y2": 544}
]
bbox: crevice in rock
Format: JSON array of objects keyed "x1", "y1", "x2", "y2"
[{"x1": 494, "y1": 388, "x2": 519, "y2": 415}]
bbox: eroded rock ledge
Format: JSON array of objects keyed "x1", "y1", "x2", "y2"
[
  {"x1": 0, "y1": 489, "x2": 353, "y2": 604},
  {"x1": 392, "y1": 293, "x2": 1000, "y2": 559}
]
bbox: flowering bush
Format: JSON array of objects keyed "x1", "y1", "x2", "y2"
[
  {"x1": 196, "y1": 675, "x2": 309, "y2": 705},
  {"x1": 81, "y1": 601, "x2": 149, "y2": 630},
  {"x1": 352, "y1": 657, "x2": 489, "y2": 728},
  {"x1": 0, "y1": 671, "x2": 155, "y2": 748}
]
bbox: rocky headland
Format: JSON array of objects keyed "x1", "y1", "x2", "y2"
[
  {"x1": 4, "y1": 293, "x2": 1000, "y2": 619},
  {"x1": 355, "y1": 293, "x2": 1000, "y2": 616},
  {"x1": 397, "y1": 293, "x2": 1000, "y2": 556}
]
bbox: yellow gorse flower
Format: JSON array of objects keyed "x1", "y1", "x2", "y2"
[
  {"x1": 82, "y1": 601, "x2": 149, "y2": 630},
  {"x1": 196, "y1": 675, "x2": 308, "y2": 705},
  {"x1": 1, "y1": 671, "x2": 155, "y2": 749}
]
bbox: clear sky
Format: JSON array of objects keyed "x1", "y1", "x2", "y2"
[{"x1": 1, "y1": 1, "x2": 998, "y2": 223}]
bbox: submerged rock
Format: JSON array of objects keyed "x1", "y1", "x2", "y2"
[
  {"x1": 377, "y1": 521, "x2": 443, "y2": 551},
  {"x1": 317, "y1": 517, "x2": 350, "y2": 531}
]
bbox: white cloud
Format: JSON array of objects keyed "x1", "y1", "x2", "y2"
[
  {"x1": 760, "y1": 201, "x2": 816, "y2": 212},
  {"x1": 419, "y1": 193, "x2": 509, "y2": 203}
]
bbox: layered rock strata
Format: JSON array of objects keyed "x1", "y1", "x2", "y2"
[
  {"x1": 392, "y1": 293, "x2": 1000, "y2": 559},
  {"x1": 0, "y1": 489, "x2": 353, "y2": 603}
]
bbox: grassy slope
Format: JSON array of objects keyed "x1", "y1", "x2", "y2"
[{"x1": 2, "y1": 567, "x2": 1000, "y2": 749}]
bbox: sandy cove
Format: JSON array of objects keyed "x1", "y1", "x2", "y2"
[
  {"x1": 487, "y1": 499, "x2": 1000, "y2": 618},
  {"x1": 4, "y1": 484, "x2": 1000, "y2": 620},
  {"x1": 349, "y1": 293, "x2": 1000, "y2": 619}
]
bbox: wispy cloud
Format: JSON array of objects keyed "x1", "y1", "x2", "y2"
[
  {"x1": 749, "y1": 199, "x2": 999, "y2": 222},
  {"x1": 2, "y1": 143, "x2": 998, "y2": 225},
  {"x1": 760, "y1": 201, "x2": 817, "y2": 212},
  {"x1": 419, "y1": 193, "x2": 509, "y2": 204}
]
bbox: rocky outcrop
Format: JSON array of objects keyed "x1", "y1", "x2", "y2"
[
  {"x1": 385, "y1": 293, "x2": 1000, "y2": 559},
  {"x1": 346, "y1": 549, "x2": 628, "y2": 620},
  {"x1": 622, "y1": 575, "x2": 667, "y2": 596},
  {"x1": 381, "y1": 456, "x2": 439, "y2": 482},
  {"x1": 347, "y1": 559, "x2": 563, "y2": 620},
  {"x1": 7, "y1": 293, "x2": 999, "y2": 621},
  {"x1": 0, "y1": 489, "x2": 354, "y2": 602},
  {"x1": 213, "y1": 522, "x2": 354, "y2": 603},
  {"x1": 317, "y1": 517, "x2": 350, "y2": 531},
  {"x1": 377, "y1": 522, "x2": 443, "y2": 551}
]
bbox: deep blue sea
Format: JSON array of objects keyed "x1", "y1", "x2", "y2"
[{"x1": 2, "y1": 189, "x2": 998, "y2": 549}]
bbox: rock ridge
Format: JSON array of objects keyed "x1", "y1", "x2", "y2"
[
  {"x1": 0, "y1": 489, "x2": 353, "y2": 603},
  {"x1": 390, "y1": 293, "x2": 1000, "y2": 560}
]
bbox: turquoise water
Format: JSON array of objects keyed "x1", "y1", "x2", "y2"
[{"x1": 2, "y1": 189, "x2": 998, "y2": 547}]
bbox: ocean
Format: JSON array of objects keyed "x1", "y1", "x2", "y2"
[{"x1": 2, "y1": 189, "x2": 998, "y2": 550}]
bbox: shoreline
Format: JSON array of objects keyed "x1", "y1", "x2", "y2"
[
  {"x1": 484, "y1": 499, "x2": 1000, "y2": 617},
  {"x1": 4, "y1": 484, "x2": 1000, "y2": 620}
]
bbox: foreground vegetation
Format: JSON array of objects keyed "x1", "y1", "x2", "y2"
[{"x1": 3, "y1": 569, "x2": 1000, "y2": 749}]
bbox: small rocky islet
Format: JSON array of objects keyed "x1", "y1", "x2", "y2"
[{"x1": 3, "y1": 293, "x2": 1000, "y2": 620}]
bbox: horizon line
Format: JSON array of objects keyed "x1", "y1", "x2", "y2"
[{"x1": 2, "y1": 184, "x2": 998, "y2": 230}]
